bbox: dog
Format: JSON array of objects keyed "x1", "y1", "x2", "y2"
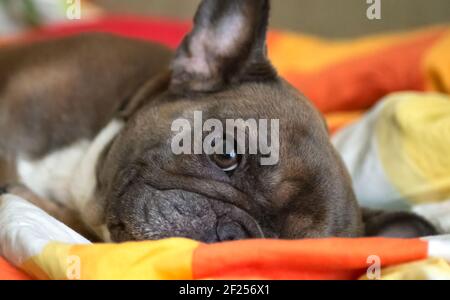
[{"x1": 0, "y1": 0, "x2": 437, "y2": 242}]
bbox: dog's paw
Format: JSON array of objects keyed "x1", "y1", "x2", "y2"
[
  {"x1": 0, "y1": 183, "x2": 14, "y2": 196},
  {"x1": 363, "y1": 208, "x2": 438, "y2": 238},
  {"x1": 0, "y1": 183, "x2": 33, "y2": 198},
  {"x1": 0, "y1": 185, "x2": 8, "y2": 195}
]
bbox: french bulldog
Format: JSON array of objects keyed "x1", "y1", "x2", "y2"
[{"x1": 0, "y1": 0, "x2": 436, "y2": 242}]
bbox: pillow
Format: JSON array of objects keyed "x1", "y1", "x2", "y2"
[{"x1": 333, "y1": 92, "x2": 450, "y2": 212}]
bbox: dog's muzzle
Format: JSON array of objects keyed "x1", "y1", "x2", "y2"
[{"x1": 106, "y1": 188, "x2": 264, "y2": 243}]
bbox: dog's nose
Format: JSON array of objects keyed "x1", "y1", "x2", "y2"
[{"x1": 216, "y1": 220, "x2": 249, "y2": 241}]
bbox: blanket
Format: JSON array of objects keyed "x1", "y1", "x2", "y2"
[
  {"x1": 1, "y1": 194, "x2": 450, "y2": 280},
  {"x1": 333, "y1": 92, "x2": 450, "y2": 233},
  {"x1": 1, "y1": 16, "x2": 450, "y2": 280}
]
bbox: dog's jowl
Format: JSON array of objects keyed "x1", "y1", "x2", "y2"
[{"x1": 0, "y1": 0, "x2": 436, "y2": 242}]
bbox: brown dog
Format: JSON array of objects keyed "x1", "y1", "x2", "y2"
[{"x1": 0, "y1": 0, "x2": 436, "y2": 242}]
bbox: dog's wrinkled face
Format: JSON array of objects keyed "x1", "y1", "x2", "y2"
[
  {"x1": 87, "y1": 0, "x2": 363, "y2": 242},
  {"x1": 86, "y1": 0, "x2": 435, "y2": 242},
  {"x1": 96, "y1": 81, "x2": 362, "y2": 242}
]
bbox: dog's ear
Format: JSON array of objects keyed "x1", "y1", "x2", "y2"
[
  {"x1": 362, "y1": 208, "x2": 438, "y2": 238},
  {"x1": 170, "y1": 0, "x2": 277, "y2": 94}
]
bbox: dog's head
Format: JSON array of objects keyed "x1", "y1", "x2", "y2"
[{"x1": 88, "y1": 0, "x2": 436, "y2": 242}]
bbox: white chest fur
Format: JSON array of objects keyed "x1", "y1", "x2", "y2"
[
  {"x1": 17, "y1": 120, "x2": 125, "y2": 212},
  {"x1": 17, "y1": 140, "x2": 90, "y2": 209}
]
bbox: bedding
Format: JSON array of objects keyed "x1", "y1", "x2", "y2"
[
  {"x1": 1, "y1": 194, "x2": 450, "y2": 280},
  {"x1": 1, "y1": 16, "x2": 450, "y2": 280},
  {"x1": 333, "y1": 92, "x2": 450, "y2": 214}
]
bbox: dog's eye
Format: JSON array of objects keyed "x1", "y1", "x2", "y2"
[
  {"x1": 208, "y1": 137, "x2": 241, "y2": 173},
  {"x1": 210, "y1": 149, "x2": 240, "y2": 173}
]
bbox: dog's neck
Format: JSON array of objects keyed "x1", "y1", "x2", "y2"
[
  {"x1": 69, "y1": 120, "x2": 124, "y2": 211},
  {"x1": 17, "y1": 119, "x2": 124, "y2": 220}
]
